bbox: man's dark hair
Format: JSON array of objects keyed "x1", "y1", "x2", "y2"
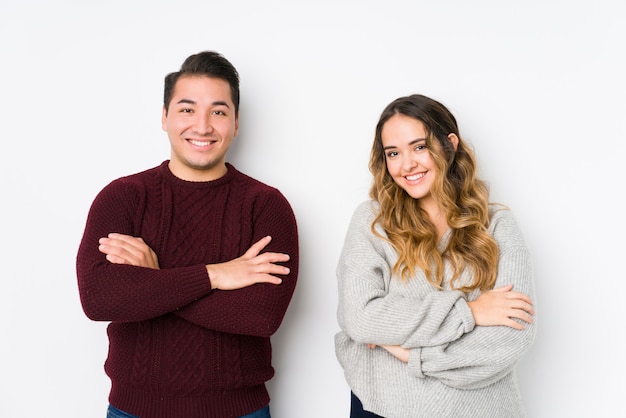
[{"x1": 163, "y1": 51, "x2": 240, "y2": 115}]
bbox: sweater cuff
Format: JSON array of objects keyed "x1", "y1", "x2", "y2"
[
  {"x1": 407, "y1": 347, "x2": 424, "y2": 378},
  {"x1": 454, "y1": 298, "x2": 476, "y2": 333},
  {"x1": 174, "y1": 265, "x2": 213, "y2": 302}
]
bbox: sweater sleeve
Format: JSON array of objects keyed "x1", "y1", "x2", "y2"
[
  {"x1": 337, "y1": 201, "x2": 475, "y2": 348},
  {"x1": 406, "y1": 209, "x2": 537, "y2": 389},
  {"x1": 76, "y1": 180, "x2": 213, "y2": 322},
  {"x1": 172, "y1": 189, "x2": 299, "y2": 338}
]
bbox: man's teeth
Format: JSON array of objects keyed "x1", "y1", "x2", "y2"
[
  {"x1": 406, "y1": 173, "x2": 425, "y2": 181},
  {"x1": 189, "y1": 139, "x2": 212, "y2": 146}
]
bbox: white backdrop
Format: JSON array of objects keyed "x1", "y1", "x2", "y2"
[{"x1": 1, "y1": 1, "x2": 624, "y2": 417}]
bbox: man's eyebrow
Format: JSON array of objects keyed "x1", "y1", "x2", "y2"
[
  {"x1": 175, "y1": 99, "x2": 231, "y2": 108},
  {"x1": 211, "y1": 100, "x2": 231, "y2": 108},
  {"x1": 383, "y1": 138, "x2": 426, "y2": 150}
]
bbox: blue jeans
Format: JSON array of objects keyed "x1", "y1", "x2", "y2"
[
  {"x1": 242, "y1": 405, "x2": 271, "y2": 418},
  {"x1": 350, "y1": 392, "x2": 384, "y2": 418},
  {"x1": 107, "y1": 404, "x2": 271, "y2": 418},
  {"x1": 106, "y1": 405, "x2": 138, "y2": 418}
]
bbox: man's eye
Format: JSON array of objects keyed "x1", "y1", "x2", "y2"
[
  {"x1": 212, "y1": 110, "x2": 226, "y2": 116},
  {"x1": 181, "y1": 108, "x2": 193, "y2": 113}
]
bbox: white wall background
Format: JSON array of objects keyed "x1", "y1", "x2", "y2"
[{"x1": 1, "y1": 1, "x2": 624, "y2": 417}]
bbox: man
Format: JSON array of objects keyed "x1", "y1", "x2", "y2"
[{"x1": 77, "y1": 51, "x2": 299, "y2": 418}]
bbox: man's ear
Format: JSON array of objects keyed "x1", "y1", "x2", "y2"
[
  {"x1": 161, "y1": 106, "x2": 168, "y2": 132},
  {"x1": 447, "y1": 133, "x2": 459, "y2": 151}
]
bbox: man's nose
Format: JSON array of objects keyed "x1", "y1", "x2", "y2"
[{"x1": 194, "y1": 113, "x2": 215, "y2": 135}]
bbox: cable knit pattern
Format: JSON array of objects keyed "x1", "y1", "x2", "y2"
[
  {"x1": 130, "y1": 321, "x2": 152, "y2": 388},
  {"x1": 335, "y1": 200, "x2": 536, "y2": 418},
  {"x1": 77, "y1": 161, "x2": 299, "y2": 418}
]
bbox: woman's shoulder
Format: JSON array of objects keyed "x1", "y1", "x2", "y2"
[
  {"x1": 351, "y1": 199, "x2": 380, "y2": 223},
  {"x1": 488, "y1": 203, "x2": 517, "y2": 223},
  {"x1": 488, "y1": 204, "x2": 526, "y2": 245}
]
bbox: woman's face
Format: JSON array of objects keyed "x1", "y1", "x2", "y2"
[{"x1": 381, "y1": 114, "x2": 439, "y2": 206}]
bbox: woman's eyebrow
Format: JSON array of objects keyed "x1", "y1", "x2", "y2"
[{"x1": 383, "y1": 138, "x2": 426, "y2": 150}]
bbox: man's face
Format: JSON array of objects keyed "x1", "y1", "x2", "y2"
[{"x1": 162, "y1": 75, "x2": 239, "y2": 182}]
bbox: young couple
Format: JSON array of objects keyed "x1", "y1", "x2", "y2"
[{"x1": 77, "y1": 51, "x2": 535, "y2": 418}]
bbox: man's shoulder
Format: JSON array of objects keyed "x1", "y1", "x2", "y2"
[
  {"x1": 95, "y1": 163, "x2": 164, "y2": 202},
  {"x1": 108, "y1": 163, "x2": 164, "y2": 187},
  {"x1": 228, "y1": 164, "x2": 282, "y2": 195},
  {"x1": 228, "y1": 166, "x2": 295, "y2": 217}
]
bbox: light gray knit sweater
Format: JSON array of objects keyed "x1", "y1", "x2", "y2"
[{"x1": 335, "y1": 200, "x2": 536, "y2": 418}]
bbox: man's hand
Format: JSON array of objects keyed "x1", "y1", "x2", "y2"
[
  {"x1": 467, "y1": 284, "x2": 534, "y2": 330},
  {"x1": 98, "y1": 233, "x2": 160, "y2": 269},
  {"x1": 207, "y1": 235, "x2": 290, "y2": 290}
]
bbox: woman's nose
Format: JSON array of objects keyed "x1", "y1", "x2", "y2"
[{"x1": 401, "y1": 154, "x2": 418, "y2": 171}]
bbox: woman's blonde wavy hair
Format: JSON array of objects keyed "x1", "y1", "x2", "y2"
[{"x1": 369, "y1": 94, "x2": 499, "y2": 292}]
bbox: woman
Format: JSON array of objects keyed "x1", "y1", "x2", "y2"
[{"x1": 335, "y1": 94, "x2": 536, "y2": 418}]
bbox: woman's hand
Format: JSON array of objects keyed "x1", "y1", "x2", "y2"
[
  {"x1": 367, "y1": 344, "x2": 410, "y2": 363},
  {"x1": 467, "y1": 284, "x2": 534, "y2": 330}
]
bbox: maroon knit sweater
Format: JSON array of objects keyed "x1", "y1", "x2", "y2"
[{"x1": 76, "y1": 161, "x2": 299, "y2": 418}]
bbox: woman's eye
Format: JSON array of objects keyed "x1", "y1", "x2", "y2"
[{"x1": 386, "y1": 151, "x2": 398, "y2": 158}]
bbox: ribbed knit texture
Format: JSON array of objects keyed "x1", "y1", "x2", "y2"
[
  {"x1": 77, "y1": 162, "x2": 299, "y2": 418},
  {"x1": 335, "y1": 200, "x2": 536, "y2": 418}
]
